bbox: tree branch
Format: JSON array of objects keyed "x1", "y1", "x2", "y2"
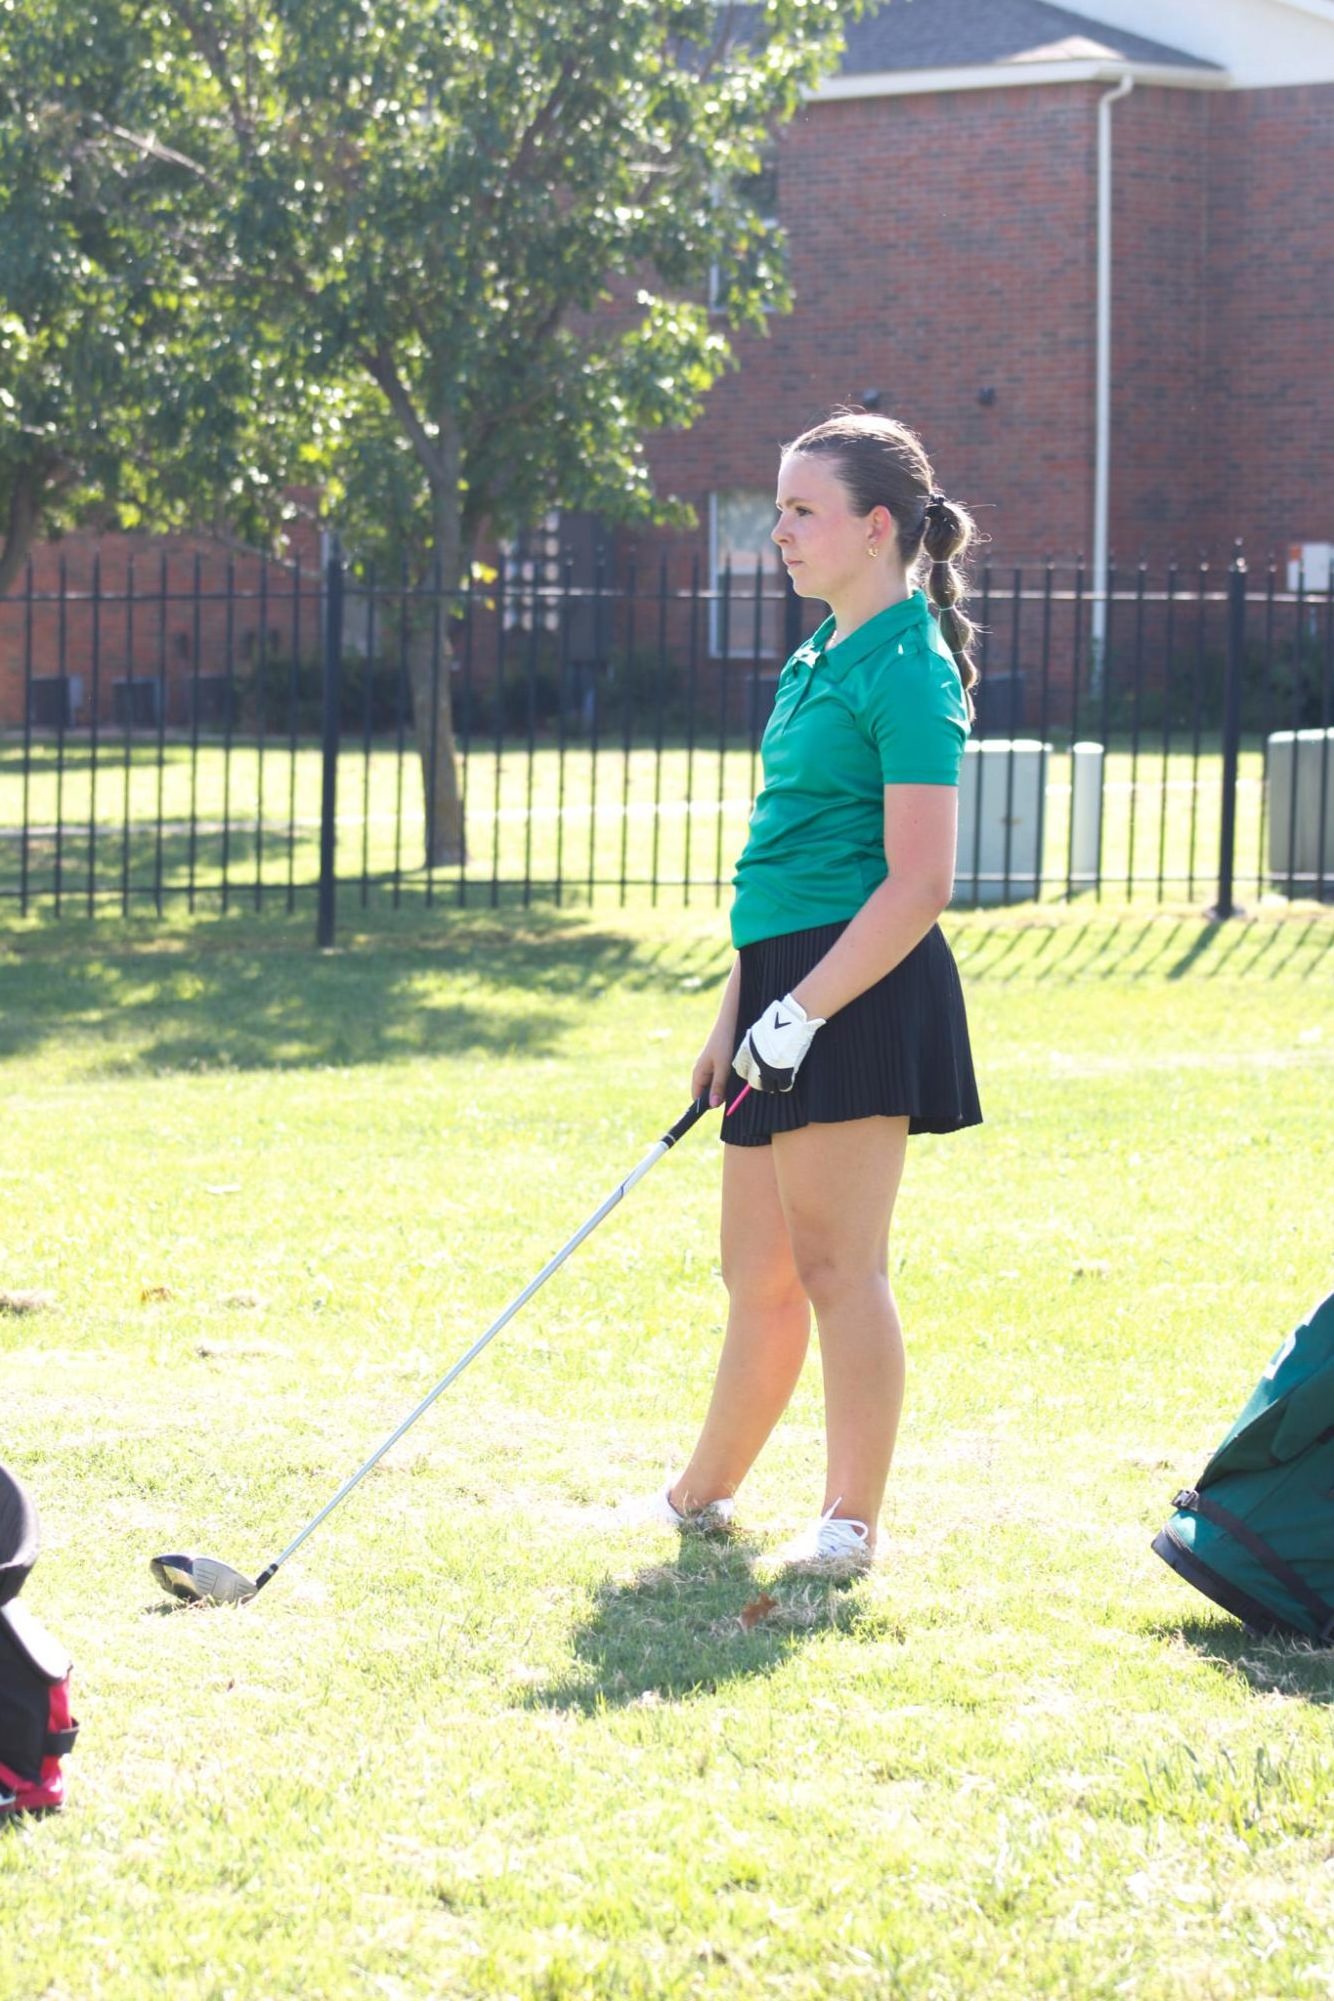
[
  {"x1": 505, "y1": 55, "x2": 580, "y2": 200},
  {"x1": 166, "y1": 0, "x2": 255, "y2": 153},
  {"x1": 361, "y1": 346, "x2": 450, "y2": 490},
  {"x1": 698, "y1": 3, "x2": 741, "y2": 86},
  {"x1": 465, "y1": 297, "x2": 567, "y2": 470},
  {"x1": 0, "y1": 459, "x2": 51, "y2": 600},
  {"x1": 87, "y1": 114, "x2": 219, "y2": 185}
]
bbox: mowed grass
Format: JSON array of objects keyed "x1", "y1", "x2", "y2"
[
  {"x1": 0, "y1": 734, "x2": 1284, "y2": 911},
  {"x1": 0, "y1": 901, "x2": 1332, "y2": 2000}
]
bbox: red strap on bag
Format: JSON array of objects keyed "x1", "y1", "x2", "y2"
[
  {"x1": 0, "y1": 1603, "x2": 78, "y2": 1816},
  {"x1": 0, "y1": 1701, "x2": 75, "y2": 1813}
]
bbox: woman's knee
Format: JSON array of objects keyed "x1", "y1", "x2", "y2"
[
  {"x1": 720, "y1": 1238, "x2": 805, "y2": 1314},
  {"x1": 788, "y1": 1240, "x2": 886, "y2": 1316}
]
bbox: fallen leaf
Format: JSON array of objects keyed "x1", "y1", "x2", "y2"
[
  {"x1": 220, "y1": 1290, "x2": 263, "y2": 1310},
  {"x1": 1071, "y1": 1260, "x2": 1109, "y2": 1280},
  {"x1": 0, "y1": 1289, "x2": 54, "y2": 1315},
  {"x1": 140, "y1": 1284, "x2": 176, "y2": 1304},
  {"x1": 739, "y1": 1592, "x2": 778, "y2": 1631}
]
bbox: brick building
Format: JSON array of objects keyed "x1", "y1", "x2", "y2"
[
  {"x1": 628, "y1": 0, "x2": 1334, "y2": 613},
  {"x1": 3, "y1": 0, "x2": 1331, "y2": 725}
]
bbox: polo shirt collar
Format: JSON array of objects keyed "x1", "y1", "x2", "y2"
[{"x1": 797, "y1": 591, "x2": 930, "y2": 677}]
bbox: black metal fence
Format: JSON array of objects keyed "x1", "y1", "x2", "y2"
[{"x1": 1, "y1": 546, "x2": 1331, "y2": 937}]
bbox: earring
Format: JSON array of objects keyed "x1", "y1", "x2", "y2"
[{"x1": 867, "y1": 544, "x2": 878, "y2": 559}]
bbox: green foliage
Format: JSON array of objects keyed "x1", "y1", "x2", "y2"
[
  {"x1": 0, "y1": 0, "x2": 314, "y2": 588},
  {"x1": 154, "y1": 0, "x2": 857, "y2": 576},
  {"x1": 454, "y1": 640, "x2": 691, "y2": 739},
  {"x1": 232, "y1": 643, "x2": 688, "y2": 743},
  {"x1": 1094, "y1": 631, "x2": 1330, "y2": 738},
  {"x1": 1, "y1": 0, "x2": 859, "y2": 596},
  {"x1": 239, "y1": 649, "x2": 407, "y2": 735}
]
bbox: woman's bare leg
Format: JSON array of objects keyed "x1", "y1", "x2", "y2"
[
  {"x1": 669, "y1": 1142, "x2": 811, "y2": 1514},
  {"x1": 771, "y1": 1116, "x2": 909, "y2": 1545}
]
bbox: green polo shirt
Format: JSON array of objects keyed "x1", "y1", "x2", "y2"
[{"x1": 730, "y1": 590, "x2": 968, "y2": 948}]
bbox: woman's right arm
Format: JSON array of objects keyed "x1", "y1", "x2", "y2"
[{"x1": 692, "y1": 956, "x2": 743, "y2": 1108}]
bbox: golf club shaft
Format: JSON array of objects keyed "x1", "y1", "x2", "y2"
[{"x1": 251, "y1": 1093, "x2": 713, "y2": 1592}]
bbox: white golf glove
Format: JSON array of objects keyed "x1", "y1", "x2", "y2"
[{"x1": 733, "y1": 992, "x2": 826, "y2": 1094}]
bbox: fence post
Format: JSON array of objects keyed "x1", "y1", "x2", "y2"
[
  {"x1": 317, "y1": 539, "x2": 344, "y2": 948},
  {"x1": 1211, "y1": 544, "x2": 1247, "y2": 919}
]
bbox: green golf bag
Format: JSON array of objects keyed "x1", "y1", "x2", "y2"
[{"x1": 1153, "y1": 1290, "x2": 1334, "y2": 1644}]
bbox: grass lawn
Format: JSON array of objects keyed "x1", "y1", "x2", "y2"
[
  {"x1": 0, "y1": 735, "x2": 1285, "y2": 913},
  {"x1": 0, "y1": 900, "x2": 1332, "y2": 2000}
]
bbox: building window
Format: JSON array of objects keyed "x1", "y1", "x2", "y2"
[
  {"x1": 710, "y1": 491, "x2": 781, "y2": 659},
  {"x1": 500, "y1": 511, "x2": 562, "y2": 633}
]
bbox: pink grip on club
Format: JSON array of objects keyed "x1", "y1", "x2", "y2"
[{"x1": 725, "y1": 1084, "x2": 751, "y2": 1117}]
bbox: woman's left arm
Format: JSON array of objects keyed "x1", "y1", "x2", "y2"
[{"x1": 790, "y1": 784, "x2": 958, "y2": 1020}]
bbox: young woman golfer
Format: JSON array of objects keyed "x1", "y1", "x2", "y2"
[{"x1": 658, "y1": 411, "x2": 982, "y2": 1568}]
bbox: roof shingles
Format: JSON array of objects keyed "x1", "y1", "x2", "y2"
[{"x1": 840, "y1": 0, "x2": 1221, "y2": 76}]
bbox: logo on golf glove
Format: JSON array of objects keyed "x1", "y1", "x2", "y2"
[{"x1": 734, "y1": 992, "x2": 825, "y2": 1094}]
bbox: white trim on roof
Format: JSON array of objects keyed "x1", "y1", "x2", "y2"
[
  {"x1": 813, "y1": 58, "x2": 1232, "y2": 100},
  {"x1": 1057, "y1": 1, "x2": 1334, "y2": 84},
  {"x1": 1272, "y1": 0, "x2": 1334, "y2": 22}
]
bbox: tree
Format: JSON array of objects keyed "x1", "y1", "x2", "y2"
[
  {"x1": 0, "y1": 1, "x2": 310, "y2": 597},
  {"x1": 155, "y1": 0, "x2": 857, "y2": 862}
]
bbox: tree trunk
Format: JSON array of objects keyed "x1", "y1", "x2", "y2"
[
  {"x1": 0, "y1": 462, "x2": 45, "y2": 601},
  {"x1": 406, "y1": 617, "x2": 466, "y2": 867},
  {"x1": 404, "y1": 453, "x2": 467, "y2": 868}
]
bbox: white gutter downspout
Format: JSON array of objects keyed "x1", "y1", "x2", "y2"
[{"x1": 1092, "y1": 73, "x2": 1134, "y2": 680}]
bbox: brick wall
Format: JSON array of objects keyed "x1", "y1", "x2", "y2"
[
  {"x1": 0, "y1": 514, "x2": 322, "y2": 732},
  {"x1": 629, "y1": 77, "x2": 1334, "y2": 589},
  {"x1": 631, "y1": 83, "x2": 1105, "y2": 586},
  {"x1": 1201, "y1": 84, "x2": 1334, "y2": 567},
  {"x1": 1107, "y1": 87, "x2": 1212, "y2": 563}
]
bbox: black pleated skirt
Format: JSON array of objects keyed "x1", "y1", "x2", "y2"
[{"x1": 723, "y1": 920, "x2": 982, "y2": 1146}]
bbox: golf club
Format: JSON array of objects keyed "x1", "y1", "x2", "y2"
[{"x1": 151, "y1": 1092, "x2": 715, "y2": 1605}]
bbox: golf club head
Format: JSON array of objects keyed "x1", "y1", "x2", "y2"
[{"x1": 150, "y1": 1552, "x2": 258, "y2": 1606}]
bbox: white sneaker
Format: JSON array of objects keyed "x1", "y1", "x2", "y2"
[
  {"x1": 650, "y1": 1486, "x2": 736, "y2": 1536},
  {"x1": 773, "y1": 1499, "x2": 872, "y2": 1570}
]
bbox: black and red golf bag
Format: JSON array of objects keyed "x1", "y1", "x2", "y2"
[{"x1": 0, "y1": 1462, "x2": 78, "y2": 1816}]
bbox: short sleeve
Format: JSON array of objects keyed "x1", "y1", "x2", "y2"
[{"x1": 859, "y1": 636, "x2": 969, "y2": 787}]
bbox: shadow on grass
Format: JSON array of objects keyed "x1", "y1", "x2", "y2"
[
  {"x1": 0, "y1": 907, "x2": 733, "y2": 1074},
  {"x1": 2, "y1": 898, "x2": 1326, "y2": 1076},
  {"x1": 951, "y1": 910, "x2": 1333, "y2": 986},
  {"x1": 1146, "y1": 1615, "x2": 1334, "y2": 1704},
  {"x1": 526, "y1": 1538, "x2": 883, "y2": 1712}
]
